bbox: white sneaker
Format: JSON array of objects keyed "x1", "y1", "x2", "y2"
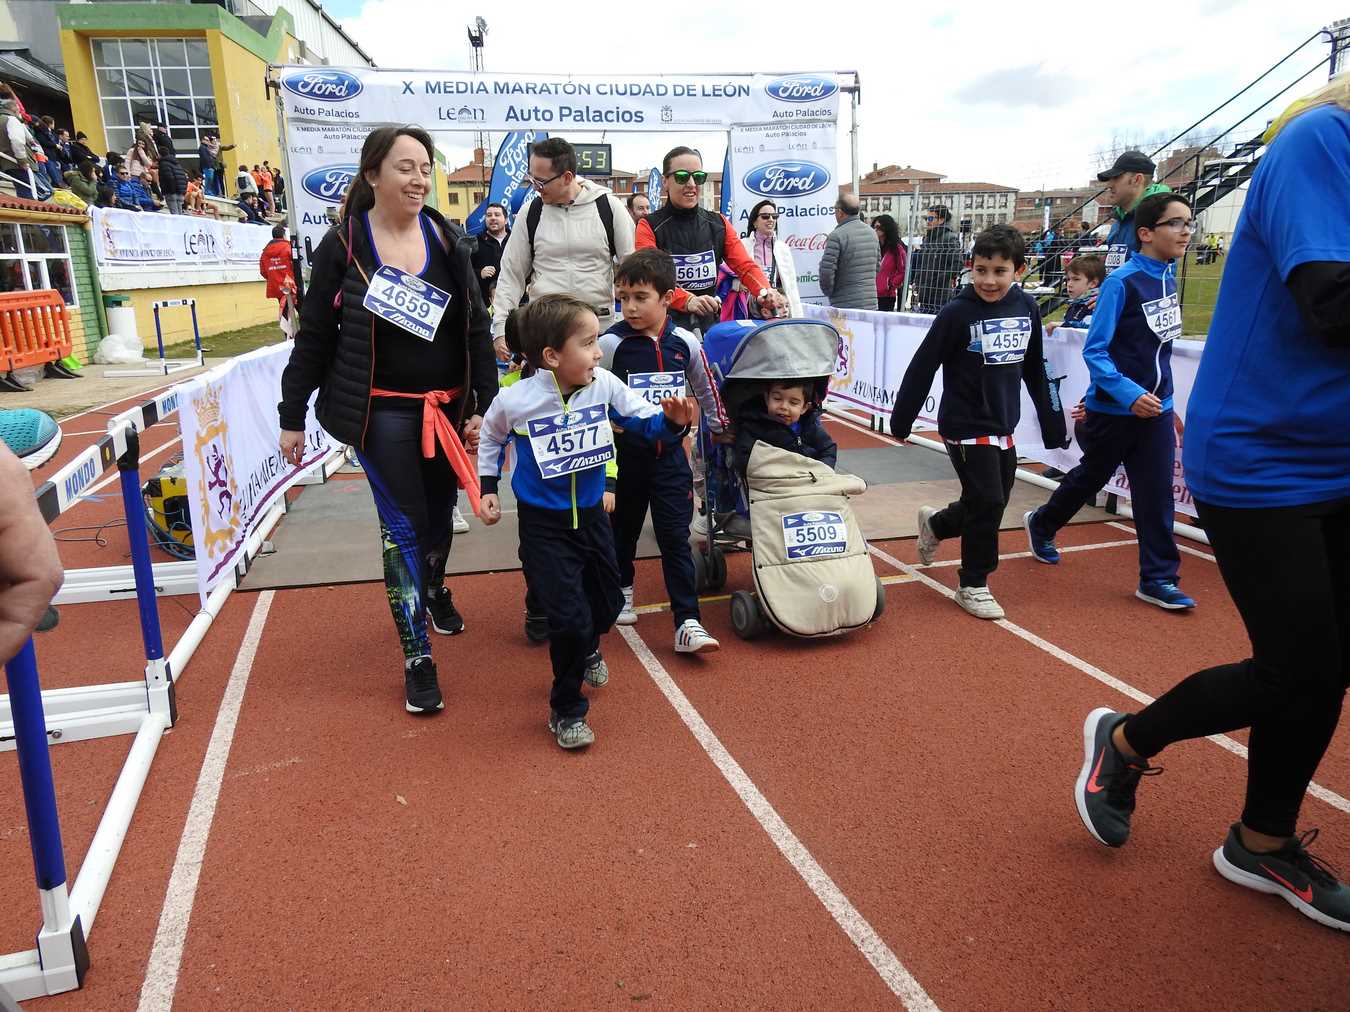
[
  {"x1": 452, "y1": 504, "x2": 470, "y2": 534},
  {"x1": 916, "y1": 506, "x2": 940, "y2": 565},
  {"x1": 616, "y1": 586, "x2": 638, "y2": 625},
  {"x1": 692, "y1": 513, "x2": 712, "y2": 536},
  {"x1": 955, "y1": 585, "x2": 1005, "y2": 620},
  {"x1": 675, "y1": 619, "x2": 720, "y2": 654}
]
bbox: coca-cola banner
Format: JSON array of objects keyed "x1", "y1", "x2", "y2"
[{"x1": 727, "y1": 120, "x2": 838, "y2": 303}]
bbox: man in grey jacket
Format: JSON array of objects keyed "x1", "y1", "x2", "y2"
[{"x1": 818, "y1": 194, "x2": 879, "y2": 310}]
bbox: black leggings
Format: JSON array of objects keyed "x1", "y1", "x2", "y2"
[
  {"x1": 355, "y1": 403, "x2": 457, "y2": 660},
  {"x1": 930, "y1": 442, "x2": 1017, "y2": 588},
  {"x1": 1124, "y1": 497, "x2": 1349, "y2": 837}
]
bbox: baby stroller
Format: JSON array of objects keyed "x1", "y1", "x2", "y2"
[{"x1": 694, "y1": 318, "x2": 884, "y2": 640}]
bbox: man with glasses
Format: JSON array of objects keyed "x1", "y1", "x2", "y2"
[
  {"x1": 1097, "y1": 150, "x2": 1171, "y2": 274},
  {"x1": 489, "y1": 137, "x2": 634, "y2": 359},
  {"x1": 818, "y1": 193, "x2": 879, "y2": 310},
  {"x1": 909, "y1": 204, "x2": 964, "y2": 313},
  {"x1": 636, "y1": 146, "x2": 784, "y2": 333}
]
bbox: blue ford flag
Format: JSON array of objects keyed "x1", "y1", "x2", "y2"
[
  {"x1": 720, "y1": 145, "x2": 732, "y2": 218},
  {"x1": 647, "y1": 166, "x2": 661, "y2": 211},
  {"x1": 465, "y1": 130, "x2": 547, "y2": 236}
]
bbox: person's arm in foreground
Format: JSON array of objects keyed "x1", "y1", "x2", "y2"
[{"x1": 0, "y1": 444, "x2": 62, "y2": 662}]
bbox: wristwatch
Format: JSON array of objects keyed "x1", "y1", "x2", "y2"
[{"x1": 756, "y1": 287, "x2": 771, "y2": 300}]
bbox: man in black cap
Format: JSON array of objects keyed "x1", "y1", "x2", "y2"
[{"x1": 1098, "y1": 150, "x2": 1170, "y2": 274}]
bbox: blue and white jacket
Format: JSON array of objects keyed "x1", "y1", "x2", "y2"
[
  {"x1": 1083, "y1": 252, "x2": 1180, "y2": 416},
  {"x1": 477, "y1": 366, "x2": 685, "y2": 527}
]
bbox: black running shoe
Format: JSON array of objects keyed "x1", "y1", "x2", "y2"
[
  {"x1": 524, "y1": 610, "x2": 549, "y2": 644},
  {"x1": 1214, "y1": 824, "x2": 1350, "y2": 932},
  {"x1": 427, "y1": 586, "x2": 464, "y2": 635},
  {"x1": 404, "y1": 656, "x2": 444, "y2": 714},
  {"x1": 1074, "y1": 707, "x2": 1162, "y2": 847}
]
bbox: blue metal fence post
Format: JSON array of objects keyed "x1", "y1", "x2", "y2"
[
  {"x1": 116, "y1": 426, "x2": 177, "y2": 724},
  {"x1": 189, "y1": 300, "x2": 202, "y2": 366},
  {"x1": 153, "y1": 303, "x2": 166, "y2": 376}
]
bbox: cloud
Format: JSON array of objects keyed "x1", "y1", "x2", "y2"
[{"x1": 953, "y1": 65, "x2": 1077, "y2": 108}]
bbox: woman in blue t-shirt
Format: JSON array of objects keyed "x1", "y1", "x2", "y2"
[{"x1": 1070, "y1": 79, "x2": 1350, "y2": 932}]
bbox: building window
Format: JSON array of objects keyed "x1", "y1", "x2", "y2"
[
  {"x1": 91, "y1": 37, "x2": 216, "y2": 170},
  {"x1": 448, "y1": 192, "x2": 460, "y2": 205},
  {"x1": 0, "y1": 222, "x2": 78, "y2": 307},
  {"x1": 473, "y1": 191, "x2": 484, "y2": 203},
  {"x1": 1000, "y1": 194, "x2": 1009, "y2": 209}
]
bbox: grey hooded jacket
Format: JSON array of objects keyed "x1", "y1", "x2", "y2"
[{"x1": 818, "y1": 214, "x2": 880, "y2": 310}]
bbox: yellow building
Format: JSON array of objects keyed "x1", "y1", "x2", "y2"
[{"x1": 438, "y1": 149, "x2": 492, "y2": 227}]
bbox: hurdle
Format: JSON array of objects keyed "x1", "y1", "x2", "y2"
[
  {"x1": 0, "y1": 382, "x2": 343, "y2": 1001},
  {"x1": 104, "y1": 299, "x2": 205, "y2": 379}
]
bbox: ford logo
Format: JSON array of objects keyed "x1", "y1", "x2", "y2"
[
  {"x1": 301, "y1": 165, "x2": 358, "y2": 201},
  {"x1": 281, "y1": 69, "x2": 363, "y2": 103},
  {"x1": 742, "y1": 161, "x2": 831, "y2": 198},
  {"x1": 765, "y1": 75, "x2": 838, "y2": 103}
]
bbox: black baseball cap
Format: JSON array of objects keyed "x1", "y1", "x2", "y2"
[{"x1": 1097, "y1": 151, "x2": 1155, "y2": 181}]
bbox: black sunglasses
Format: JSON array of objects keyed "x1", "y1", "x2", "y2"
[
  {"x1": 757, "y1": 212, "x2": 778, "y2": 220},
  {"x1": 666, "y1": 169, "x2": 708, "y2": 185}
]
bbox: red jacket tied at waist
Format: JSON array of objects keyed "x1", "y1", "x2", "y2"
[{"x1": 368, "y1": 387, "x2": 481, "y2": 515}]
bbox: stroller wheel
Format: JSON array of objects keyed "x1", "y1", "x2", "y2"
[
  {"x1": 707, "y1": 545, "x2": 727, "y2": 591},
  {"x1": 730, "y1": 590, "x2": 768, "y2": 640},
  {"x1": 693, "y1": 545, "x2": 709, "y2": 592},
  {"x1": 871, "y1": 574, "x2": 886, "y2": 622}
]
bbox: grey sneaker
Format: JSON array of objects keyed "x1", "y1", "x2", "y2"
[
  {"x1": 548, "y1": 712, "x2": 595, "y2": 750},
  {"x1": 616, "y1": 586, "x2": 638, "y2": 626},
  {"x1": 916, "y1": 506, "x2": 940, "y2": 565},
  {"x1": 583, "y1": 651, "x2": 609, "y2": 687},
  {"x1": 1074, "y1": 708, "x2": 1162, "y2": 847},
  {"x1": 955, "y1": 585, "x2": 1004, "y2": 620},
  {"x1": 1213, "y1": 824, "x2": 1350, "y2": 932}
]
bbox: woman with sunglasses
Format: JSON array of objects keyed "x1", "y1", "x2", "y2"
[
  {"x1": 737, "y1": 199, "x2": 801, "y2": 318},
  {"x1": 636, "y1": 146, "x2": 786, "y2": 334},
  {"x1": 278, "y1": 125, "x2": 497, "y2": 716},
  {"x1": 873, "y1": 214, "x2": 907, "y2": 312}
]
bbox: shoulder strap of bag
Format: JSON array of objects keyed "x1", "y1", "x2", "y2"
[{"x1": 527, "y1": 194, "x2": 616, "y2": 259}]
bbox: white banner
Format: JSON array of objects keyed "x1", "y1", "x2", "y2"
[
  {"x1": 277, "y1": 68, "x2": 841, "y2": 132},
  {"x1": 89, "y1": 207, "x2": 271, "y2": 270},
  {"x1": 177, "y1": 342, "x2": 337, "y2": 602},
  {"x1": 727, "y1": 120, "x2": 837, "y2": 303},
  {"x1": 283, "y1": 120, "x2": 367, "y2": 270},
  {"x1": 810, "y1": 303, "x2": 1202, "y2": 516}
]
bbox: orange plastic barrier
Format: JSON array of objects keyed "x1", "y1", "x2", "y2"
[{"x1": 0, "y1": 289, "x2": 73, "y2": 372}]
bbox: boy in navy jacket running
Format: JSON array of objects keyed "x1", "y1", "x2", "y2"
[
  {"x1": 1024, "y1": 193, "x2": 1196, "y2": 611},
  {"x1": 890, "y1": 225, "x2": 1068, "y2": 620},
  {"x1": 601, "y1": 249, "x2": 726, "y2": 654},
  {"x1": 478, "y1": 294, "x2": 696, "y2": 749}
]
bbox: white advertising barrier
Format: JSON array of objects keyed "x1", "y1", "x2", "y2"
[
  {"x1": 89, "y1": 206, "x2": 271, "y2": 269},
  {"x1": 283, "y1": 120, "x2": 368, "y2": 269},
  {"x1": 728, "y1": 120, "x2": 837, "y2": 303},
  {"x1": 276, "y1": 67, "x2": 841, "y2": 132},
  {"x1": 810, "y1": 303, "x2": 1203, "y2": 516},
  {"x1": 177, "y1": 342, "x2": 337, "y2": 603}
]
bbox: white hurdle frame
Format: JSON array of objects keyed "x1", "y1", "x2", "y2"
[
  {"x1": 104, "y1": 299, "x2": 205, "y2": 379},
  {"x1": 0, "y1": 378, "x2": 344, "y2": 1002}
]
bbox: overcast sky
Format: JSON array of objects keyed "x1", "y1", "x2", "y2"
[{"x1": 320, "y1": 0, "x2": 1343, "y2": 190}]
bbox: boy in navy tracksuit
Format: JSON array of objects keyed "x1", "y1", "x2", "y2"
[
  {"x1": 890, "y1": 225, "x2": 1069, "y2": 620},
  {"x1": 601, "y1": 248, "x2": 727, "y2": 654},
  {"x1": 1024, "y1": 193, "x2": 1197, "y2": 611},
  {"x1": 478, "y1": 294, "x2": 696, "y2": 749}
]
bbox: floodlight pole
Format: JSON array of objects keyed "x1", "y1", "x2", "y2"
[{"x1": 468, "y1": 18, "x2": 489, "y2": 184}]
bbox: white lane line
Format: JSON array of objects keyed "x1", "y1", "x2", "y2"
[
  {"x1": 1105, "y1": 520, "x2": 1217, "y2": 562},
  {"x1": 137, "y1": 590, "x2": 275, "y2": 1012},
  {"x1": 924, "y1": 538, "x2": 1136, "y2": 569},
  {"x1": 618, "y1": 625, "x2": 940, "y2": 1011},
  {"x1": 866, "y1": 544, "x2": 1350, "y2": 817}
]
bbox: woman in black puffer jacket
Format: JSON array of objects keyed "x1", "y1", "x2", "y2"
[
  {"x1": 278, "y1": 125, "x2": 497, "y2": 715},
  {"x1": 152, "y1": 128, "x2": 188, "y2": 215}
]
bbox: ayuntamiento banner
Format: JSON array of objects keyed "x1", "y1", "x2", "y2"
[
  {"x1": 177, "y1": 343, "x2": 337, "y2": 603},
  {"x1": 276, "y1": 67, "x2": 841, "y2": 131},
  {"x1": 812, "y1": 304, "x2": 1202, "y2": 516}
]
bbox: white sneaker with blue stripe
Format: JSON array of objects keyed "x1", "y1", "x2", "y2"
[{"x1": 675, "y1": 619, "x2": 719, "y2": 654}]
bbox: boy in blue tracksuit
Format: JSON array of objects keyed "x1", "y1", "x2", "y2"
[
  {"x1": 1024, "y1": 193, "x2": 1197, "y2": 610},
  {"x1": 601, "y1": 248, "x2": 726, "y2": 654},
  {"x1": 478, "y1": 294, "x2": 696, "y2": 750}
]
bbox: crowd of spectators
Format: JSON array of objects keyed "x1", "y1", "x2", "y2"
[{"x1": 0, "y1": 82, "x2": 280, "y2": 226}]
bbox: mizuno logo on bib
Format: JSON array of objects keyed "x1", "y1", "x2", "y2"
[
  {"x1": 967, "y1": 317, "x2": 1032, "y2": 365},
  {"x1": 628, "y1": 371, "x2": 686, "y2": 405},
  {"x1": 527, "y1": 403, "x2": 615, "y2": 479},
  {"x1": 361, "y1": 265, "x2": 451, "y2": 342},
  {"x1": 1142, "y1": 293, "x2": 1181, "y2": 343},
  {"x1": 671, "y1": 250, "x2": 717, "y2": 290}
]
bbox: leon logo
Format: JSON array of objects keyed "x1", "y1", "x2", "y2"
[
  {"x1": 301, "y1": 166, "x2": 357, "y2": 201},
  {"x1": 281, "y1": 69, "x2": 363, "y2": 102},
  {"x1": 765, "y1": 75, "x2": 838, "y2": 103},
  {"x1": 191, "y1": 383, "x2": 240, "y2": 559},
  {"x1": 743, "y1": 161, "x2": 830, "y2": 198}
]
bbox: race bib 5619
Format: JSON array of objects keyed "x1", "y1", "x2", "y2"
[{"x1": 671, "y1": 250, "x2": 718, "y2": 289}]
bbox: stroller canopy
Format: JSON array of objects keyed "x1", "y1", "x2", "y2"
[{"x1": 702, "y1": 318, "x2": 841, "y2": 421}]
